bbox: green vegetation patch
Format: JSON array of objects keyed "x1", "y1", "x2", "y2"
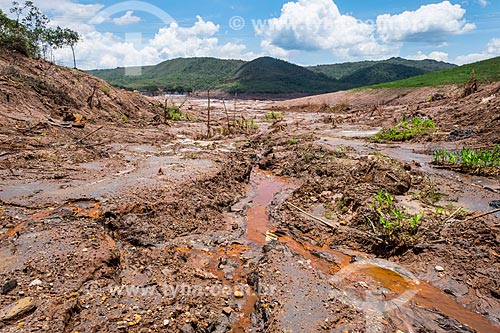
[
  {"x1": 370, "y1": 190, "x2": 423, "y2": 244},
  {"x1": 432, "y1": 146, "x2": 500, "y2": 177},
  {"x1": 265, "y1": 112, "x2": 284, "y2": 121},
  {"x1": 373, "y1": 117, "x2": 436, "y2": 142},
  {"x1": 370, "y1": 56, "x2": 500, "y2": 88}
]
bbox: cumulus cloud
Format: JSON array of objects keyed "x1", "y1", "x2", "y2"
[
  {"x1": 148, "y1": 16, "x2": 255, "y2": 60},
  {"x1": 257, "y1": 0, "x2": 397, "y2": 59},
  {"x1": 376, "y1": 1, "x2": 475, "y2": 43},
  {"x1": 112, "y1": 11, "x2": 141, "y2": 26},
  {"x1": 0, "y1": 0, "x2": 256, "y2": 68},
  {"x1": 408, "y1": 51, "x2": 449, "y2": 62},
  {"x1": 455, "y1": 38, "x2": 500, "y2": 64},
  {"x1": 257, "y1": 0, "x2": 477, "y2": 60}
]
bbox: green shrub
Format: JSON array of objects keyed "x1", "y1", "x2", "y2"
[{"x1": 374, "y1": 117, "x2": 435, "y2": 142}]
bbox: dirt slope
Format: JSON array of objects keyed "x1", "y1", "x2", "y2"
[{"x1": 0, "y1": 50, "x2": 162, "y2": 128}]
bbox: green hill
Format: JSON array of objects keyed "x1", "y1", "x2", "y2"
[
  {"x1": 309, "y1": 57, "x2": 455, "y2": 80},
  {"x1": 88, "y1": 57, "x2": 244, "y2": 93},
  {"x1": 88, "y1": 56, "x2": 457, "y2": 94},
  {"x1": 370, "y1": 56, "x2": 500, "y2": 88},
  {"x1": 224, "y1": 57, "x2": 345, "y2": 94},
  {"x1": 342, "y1": 63, "x2": 427, "y2": 87}
]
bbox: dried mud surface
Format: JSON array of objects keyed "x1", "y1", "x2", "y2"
[{"x1": 1, "y1": 53, "x2": 499, "y2": 332}]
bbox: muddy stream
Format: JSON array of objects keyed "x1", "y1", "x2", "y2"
[{"x1": 188, "y1": 167, "x2": 500, "y2": 332}]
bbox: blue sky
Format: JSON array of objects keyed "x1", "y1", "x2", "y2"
[{"x1": 1, "y1": 0, "x2": 499, "y2": 68}]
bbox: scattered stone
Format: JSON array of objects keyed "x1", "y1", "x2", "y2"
[
  {"x1": 357, "y1": 281, "x2": 369, "y2": 289},
  {"x1": 234, "y1": 290, "x2": 245, "y2": 298},
  {"x1": 180, "y1": 323, "x2": 195, "y2": 333},
  {"x1": 222, "y1": 307, "x2": 233, "y2": 315},
  {"x1": 489, "y1": 200, "x2": 500, "y2": 209},
  {"x1": 435, "y1": 266, "x2": 445, "y2": 272},
  {"x1": 0, "y1": 297, "x2": 36, "y2": 321},
  {"x1": 449, "y1": 129, "x2": 473, "y2": 141},
  {"x1": 1, "y1": 279, "x2": 18, "y2": 295},
  {"x1": 163, "y1": 319, "x2": 170, "y2": 326},
  {"x1": 29, "y1": 279, "x2": 42, "y2": 287},
  {"x1": 116, "y1": 321, "x2": 127, "y2": 329}
]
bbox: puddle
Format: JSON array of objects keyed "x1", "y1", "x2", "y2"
[
  {"x1": 245, "y1": 171, "x2": 287, "y2": 245},
  {"x1": 339, "y1": 128, "x2": 382, "y2": 138}
]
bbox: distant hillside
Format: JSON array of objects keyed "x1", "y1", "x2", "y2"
[
  {"x1": 88, "y1": 56, "x2": 456, "y2": 95},
  {"x1": 88, "y1": 58, "x2": 244, "y2": 93},
  {"x1": 224, "y1": 57, "x2": 345, "y2": 94},
  {"x1": 370, "y1": 56, "x2": 500, "y2": 88},
  {"x1": 309, "y1": 57, "x2": 455, "y2": 80},
  {"x1": 342, "y1": 63, "x2": 427, "y2": 87}
]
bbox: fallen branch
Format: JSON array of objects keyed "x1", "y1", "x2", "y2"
[
  {"x1": 286, "y1": 201, "x2": 336, "y2": 228},
  {"x1": 285, "y1": 202, "x2": 384, "y2": 243},
  {"x1": 465, "y1": 208, "x2": 500, "y2": 222},
  {"x1": 76, "y1": 126, "x2": 104, "y2": 144},
  {"x1": 442, "y1": 207, "x2": 463, "y2": 224}
]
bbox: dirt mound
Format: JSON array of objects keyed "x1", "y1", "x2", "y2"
[
  {"x1": 271, "y1": 82, "x2": 500, "y2": 145},
  {"x1": 0, "y1": 50, "x2": 162, "y2": 128}
]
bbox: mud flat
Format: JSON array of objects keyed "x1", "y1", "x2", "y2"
[{"x1": 1, "y1": 85, "x2": 499, "y2": 332}]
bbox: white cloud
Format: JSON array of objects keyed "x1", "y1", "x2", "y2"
[
  {"x1": 148, "y1": 16, "x2": 255, "y2": 60},
  {"x1": 408, "y1": 51, "x2": 449, "y2": 62},
  {"x1": 376, "y1": 1, "x2": 475, "y2": 43},
  {"x1": 476, "y1": 0, "x2": 488, "y2": 7},
  {"x1": 258, "y1": 0, "x2": 397, "y2": 59},
  {"x1": 113, "y1": 11, "x2": 141, "y2": 26},
  {"x1": 455, "y1": 38, "x2": 500, "y2": 64},
  {"x1": 260, "y1": 40, "x2": 290, "y2": 59}
]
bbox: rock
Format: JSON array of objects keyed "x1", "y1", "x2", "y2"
[
  {"x1": 0, "y1": 297, "x2": 36, "y2": 321},
  {"x1": 490, "y1": 200, "x2": 500, "y2": 209},
  {"x1": 1, "y1": 280, "x2": 18, "y2": 295},
  {"x1": 29, "y1": 279, "x2": 42, "y2": 287},
  {"x1": 180, "y1": 324, "x2": 195, "y2": 333},
  {"x1": 435, "y1": 266, "x2": 445, "y2": 272},
  {"x1": 163, "y1": 319, "x2": 170, "y2": 326},
  {"x1": 116, "y1": 321, "x2": 127, "y2": 329},
  {"x1": 222, "y1": 307, "x2": 233, "y2": 315},
  {"x1": 234, "y1": 290, "x2": 245, "y2": 298}
]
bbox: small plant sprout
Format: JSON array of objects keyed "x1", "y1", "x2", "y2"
[
  {"x1": 370, "y1": 190, "x2": 424, "y2": 242},
  {"x1": 432, "y1": 145, "x2": 500, "y2": 176}
]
